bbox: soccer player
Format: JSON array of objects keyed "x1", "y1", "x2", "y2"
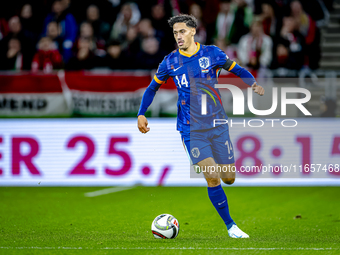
[{"x1": 137, "y1": 14, "x2": 264, "y2": 238}]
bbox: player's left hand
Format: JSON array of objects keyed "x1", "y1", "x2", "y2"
[{"x1": 252, "y1": 83, "x2": 264, "y2": 96}]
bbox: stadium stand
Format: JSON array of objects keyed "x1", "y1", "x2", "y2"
[{"x1": 0, "y1": 0, "x2": 339, "y2": 116}]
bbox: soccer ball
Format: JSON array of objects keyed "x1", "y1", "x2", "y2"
[{"x1": 151, "y1": 214, "x2": 180, "y2": 239}]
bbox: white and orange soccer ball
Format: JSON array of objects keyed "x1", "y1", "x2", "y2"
[{"x1": 151, "y1": 214, "x2": 180, "y2": 239}]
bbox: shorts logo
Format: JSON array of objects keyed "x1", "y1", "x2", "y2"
[
  {"x1": 199, "y1": 57, "x2": 209, "y2": 69},
  {"x1": 191, "y1": 147, "x2": 200, "y2": 158}
]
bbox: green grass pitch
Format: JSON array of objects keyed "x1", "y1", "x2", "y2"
[{"x1": 0, "y1": 186, "x2": 339, "y2": 255}]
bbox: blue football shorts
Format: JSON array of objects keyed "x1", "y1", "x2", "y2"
[{"x1": 180, "y1": 124, "x2": 235, "y2": 165}]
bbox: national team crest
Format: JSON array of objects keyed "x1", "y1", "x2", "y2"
[
  {"x1": 191, "y1": 147, "x2": 200, "y2": 158},
  {"x1": 199, "y1": 57, "x2": 209, "y2": 69}
]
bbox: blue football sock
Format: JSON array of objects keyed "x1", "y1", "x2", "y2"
[{"x1": 208, "y1": 184, "x2": 235, "y2": 230}]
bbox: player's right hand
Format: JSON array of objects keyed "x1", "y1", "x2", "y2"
[{"x1": 138, "y1": 115, "x2": 150, "y2": 134}]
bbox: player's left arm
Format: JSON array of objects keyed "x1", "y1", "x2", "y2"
[{"x1": 222, "y1": 59, "x2": 265, "y2": 96}]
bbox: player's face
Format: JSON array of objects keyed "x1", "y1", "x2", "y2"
[{"x1": 173, "y1": 23, "x2": 195, "y2": 50}]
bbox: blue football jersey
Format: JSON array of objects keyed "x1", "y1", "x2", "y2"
[{"x1": 154, "y1": 43, "x2": 231, "y2": 132}]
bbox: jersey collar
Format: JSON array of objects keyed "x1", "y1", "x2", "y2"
[{"x1": 179, "y1": 42, "x2": 200, "y2": 57}]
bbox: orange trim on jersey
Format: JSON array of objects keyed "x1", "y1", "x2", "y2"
[
  {"x1": 154, "y1": 75, "x2": 165, "y2": 84},
  {"x1": 179, "y1": 42, "x2": 200, "y2": 57},
  {"x1": 228, "y1": 61, "x2": 236, "y2": 72}
]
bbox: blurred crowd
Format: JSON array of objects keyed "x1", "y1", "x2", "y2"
[{"x1": 0, "y1": 0, "x2": 333, "y2": 73}]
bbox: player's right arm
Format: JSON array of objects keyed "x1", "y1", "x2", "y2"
[{"x1": 137, "y1": 57, "x2": 169, "y2": 134}]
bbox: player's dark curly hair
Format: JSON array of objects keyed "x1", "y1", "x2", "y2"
[{"x1": 168, "y1": 14, "x2": 198, "y2": 28}]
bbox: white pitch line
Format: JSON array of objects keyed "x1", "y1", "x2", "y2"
[
  {"x1": 0, "y1": 247, "x2": 338, "y2": 250},
  {"x1": 84, "y1": 187, "x2": 134, "y2": 197}
]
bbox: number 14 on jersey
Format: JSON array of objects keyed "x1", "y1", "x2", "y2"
[{"x1": 175, "y1": 74, "x2": 188, "y2": 88}]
